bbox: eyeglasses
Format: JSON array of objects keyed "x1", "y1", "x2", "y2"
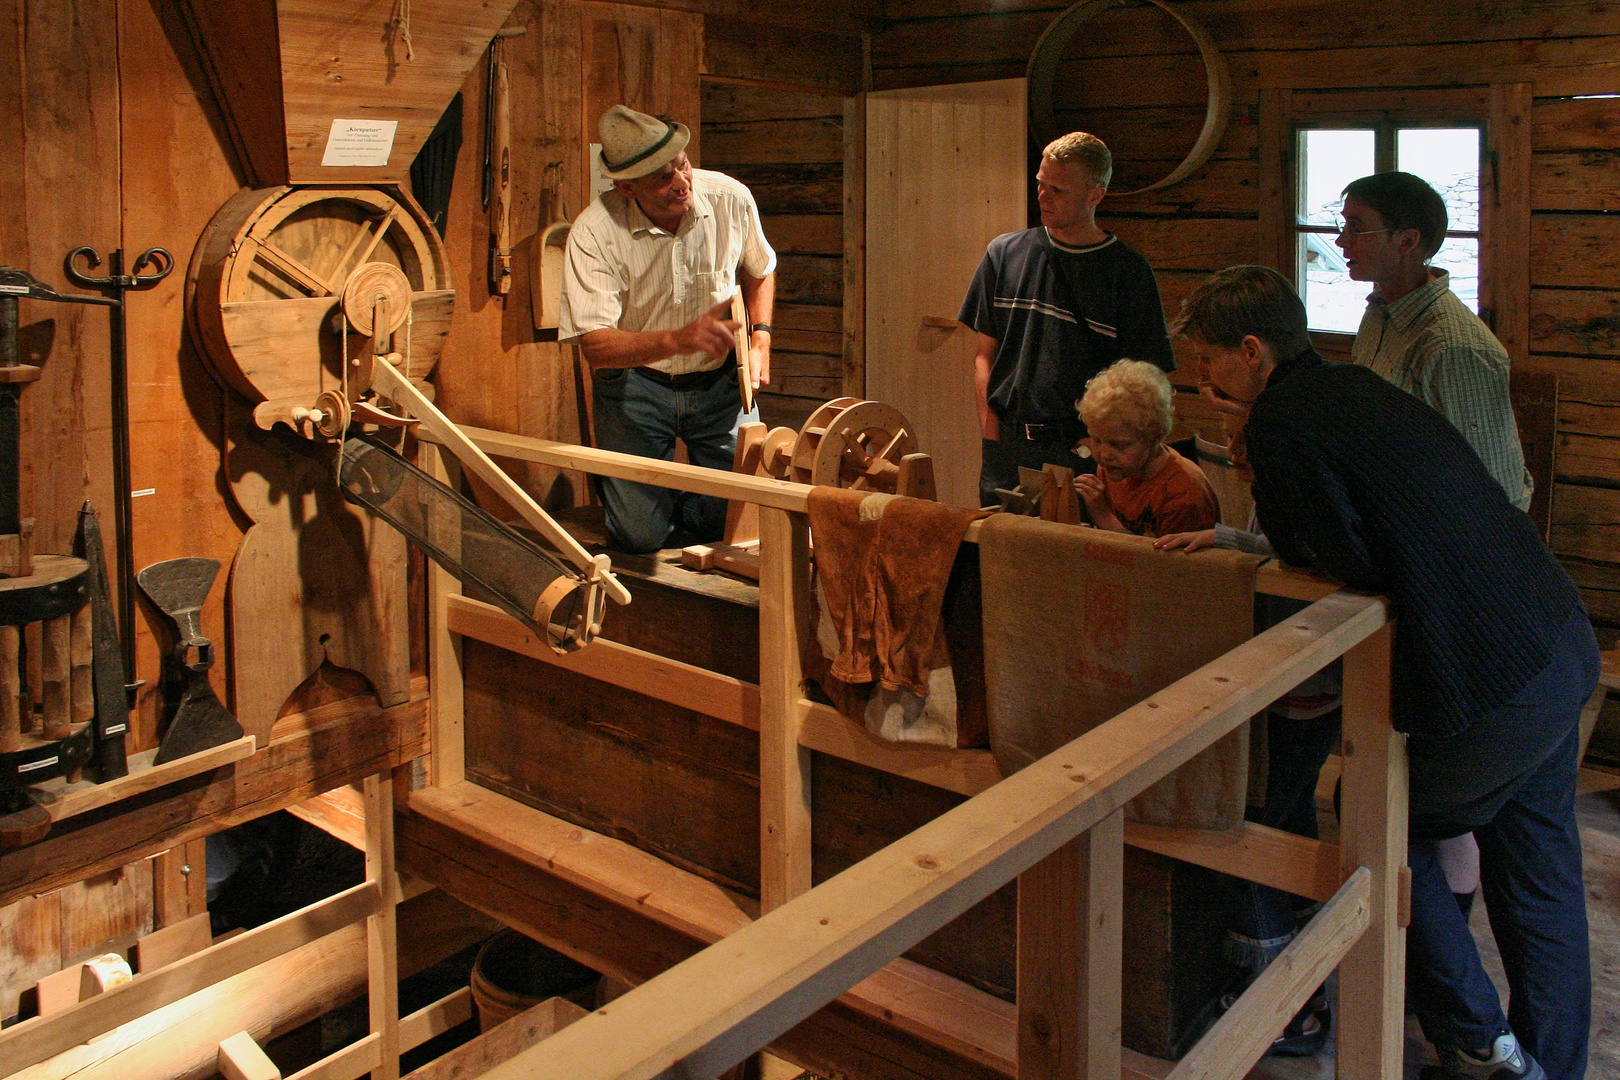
[{"x1": 1336, "y1": 220, "x2": 1398, "y2": 239}]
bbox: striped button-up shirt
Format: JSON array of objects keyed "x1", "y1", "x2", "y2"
[
  {"x1": 1351, "y1": 269, "x2": 1533, "y2": 511},
  {"x1": 559, "y1": 169, "x2": 777, "y2": 375}
]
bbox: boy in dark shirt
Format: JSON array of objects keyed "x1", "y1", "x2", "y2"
[{"x1": 958, "y1": 131, "x2": 1175, "y2": 507}]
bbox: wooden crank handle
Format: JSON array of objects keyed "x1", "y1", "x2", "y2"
[{"x1": 369, "y1": 361, "x2": 633, "y2": 607}]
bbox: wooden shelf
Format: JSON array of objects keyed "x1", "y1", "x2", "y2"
[{"x1": 27, "y1": 736, "x2": 257, "y2": 823}]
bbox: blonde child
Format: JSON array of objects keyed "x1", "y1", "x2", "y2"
[{"x1": 1074, "y1": 359, "x2": 1219, "y2": 537}]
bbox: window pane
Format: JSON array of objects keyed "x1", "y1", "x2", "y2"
[
  {"x1": 1297, "y1": 129, "x2": 1375, "y2": 226},
  {"x1": 1432, "y1": 236, "x2": 1480, "y2": 313},
  {"x1": 1299, "y1": 232, "x2": 1365, "y2": 333},
  {"x1": 1397, "y1": 128, "x2": 1480, "y2": 232}
]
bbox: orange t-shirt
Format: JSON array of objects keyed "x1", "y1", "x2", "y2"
[{"x1": 1100, "y1": 445, "x2": 1220, "y2": 538}]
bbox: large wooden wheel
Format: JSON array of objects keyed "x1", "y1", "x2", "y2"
[{"x1": 186, "y1": 186, "x2": 455, "y2": 435}]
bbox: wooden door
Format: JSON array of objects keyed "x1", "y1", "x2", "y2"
[{"x1": 865, "y1": 79, "x2": 1027, "y2": 508}]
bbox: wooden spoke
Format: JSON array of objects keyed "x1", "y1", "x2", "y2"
[
  {"x1": 253, "y1": 243, "x2": 334, "y2": 297},
  {"x1": 328, "y1": 206, "x2": 399, "y2": 292}
]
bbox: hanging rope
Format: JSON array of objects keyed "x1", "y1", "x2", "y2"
[{"x1": 391, "y1": 0, "x2": 416, "y2": 61}]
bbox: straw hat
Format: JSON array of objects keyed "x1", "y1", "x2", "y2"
[{"x1": 597, "y1": 105, "x2": 690, "y2": 181}]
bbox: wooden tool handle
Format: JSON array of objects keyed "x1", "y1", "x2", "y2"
[
  {"x1": 0, "y1": 626, "x2": 18, "y2": 754},
  {"x1": 41, "y1": 615, "x2": 70, "y2": 739},
  {"x1": 731, "y1": 291, "x2": 754, "y2": 414}
]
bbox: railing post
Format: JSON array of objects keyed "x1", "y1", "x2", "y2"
[
  {"x1": 1336, "y1": 623, "x2": 1407, "y2": 1079},
  {"x1": 1017, "y1": 808, "x2": 1124, "y2": 1079},
  {"x1": 365, "y1": 771, "x2": 402, "y2": 1080},
  {"x1": 758, "y1": 506, "x2": 813, "y2": 911},
  {"x1": 422, "y1": 444, "x2": 465, "y2": 789}
]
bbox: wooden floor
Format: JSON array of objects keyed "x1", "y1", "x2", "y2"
[{"x1": 1249, "y1": 769, "x2": 1620, "y2": 1079}]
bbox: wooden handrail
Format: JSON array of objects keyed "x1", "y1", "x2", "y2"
[
  {"x1": 0, "y1": 880, "x2": 383, "y2": 1076},
  {"x1": 474, "y1": 590, "x2": 1388, "y2": 1080}
]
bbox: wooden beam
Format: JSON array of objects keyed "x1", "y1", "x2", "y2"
[
  {"x1": 1017, "y1": 810, "x2": 1124, "y2": 1080},
  {"x1": 399, "y1": 987, "x2": 474, "y2": 1054},
  {"x1": 1123, "y1": 821, "x2": 1343, "y2": 905},
  {"x1": 843, "y1": 93, "x2": 866, "y2": 398},
  {"x1": 29, "y1": 736, "x2": 256, "y2": 822},
  {"x1": 400, "y1": 783, "x2": 1173, "y2": 1080},
  {"x1": 1487, "y1": 83, "x2": 1533, "y2": 365},
  {"x1": 797, "y1": 700, "x2": 1002, "y2": 797},
  {"x1": 1334, "y1": 624, "x2": 1407, "y2": 1080},
  {"x1": 423, "y1": 443, "x2": 466, "y2": 789},
  {"x1": 219, "y1": 1030, "x2": 282, "y2": 1080},
  {"x1": 758, "y1": 507, "x2": 814, "y2": 911},
  {"x1": 446, "y1": 594, "x2": 761, "y2": 730},
  {"x1": 402, "y1": 996, "x2": 586, "y2": 1080},
  {"x1": 365, "y1": 774, "x2": 402, "y2": 1080},
  {"x1": 0, "y1": 881, "x2": 382, "y2": 1076},
  {"x1": 152, "y1": 838, "x2": 209, "y2": 930},
  {"x1": 1164, "y1": 868, "x2": 1371, "y2": 1080},
  {"x1": 285, "y1": 1034, "x2": 383, "y2": 1080},
  {"x1": 472, "y1": 591, "x2": 1388, "y2": 1080},
  {"x1": 135, "y1": 911, "x2": 214, "y2": 973}
]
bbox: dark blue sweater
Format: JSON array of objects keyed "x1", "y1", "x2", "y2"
[{"x1": 1246, "y1": 351, "x2": 1583, "y2": 737}]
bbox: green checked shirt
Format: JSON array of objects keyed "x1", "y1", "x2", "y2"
[{"x1": 1350, "y1": 269, "x2": 1533, "y2": 512}]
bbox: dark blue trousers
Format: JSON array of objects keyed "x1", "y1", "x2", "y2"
[
  {"x1": 1405, "y1": 611, "x2": 1598, "y2": 1080},
  {"x1": 592, "y1": 364, "x2": 756, "y2": 554}
]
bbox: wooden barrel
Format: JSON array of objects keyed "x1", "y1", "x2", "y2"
[{"x1": 468, "y1": 929, "x2": 600, "y2": 1033}]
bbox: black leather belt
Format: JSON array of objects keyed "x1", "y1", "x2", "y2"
[
  {"x1": 1010, "y1": 420, "x2": 1083, "y2": 442},
  {"x1": 634, "y1": 358, "x2": 732, "y2": 390}
]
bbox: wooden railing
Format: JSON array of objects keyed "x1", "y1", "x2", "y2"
[{"x1": 422, "y1": 429, "x2": 1408, "y2": 1080}]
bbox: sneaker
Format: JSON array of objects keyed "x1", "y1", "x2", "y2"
[
  {"x1": 1213, "y1": 980, "x2": 1330, "y2": 1058},
  {"x1": 1420, "y1": 1034, "x2": 1547, "y2": 1080}
]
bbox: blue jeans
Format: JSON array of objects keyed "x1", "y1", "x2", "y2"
[
  {"x1": 592, "y1": 364, "x2": 757, "y2": 554},
  {"x1": 1406, "y1": 610, "x2": 1598, "y2": 1080},
  {"x1": 1224, "y1": 709, "x2": 1342, "y2": 971}
]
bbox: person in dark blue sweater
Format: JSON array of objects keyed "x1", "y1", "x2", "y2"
[{"x1": 1173, "y1": 266, "x2": 1597, "y2": 1080}]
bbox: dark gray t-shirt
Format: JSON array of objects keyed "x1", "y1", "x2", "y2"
[{"x1": 958, "y1": 228, "x2": 1174, "y2": 427}]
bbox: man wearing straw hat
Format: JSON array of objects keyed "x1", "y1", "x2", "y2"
[{"x1": 561, "y1": 105, "x2": 777, "y2": 553}]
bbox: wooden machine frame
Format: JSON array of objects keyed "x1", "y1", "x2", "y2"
[{"x1": 0, "y1": 430, "x2": 1408, "y2": 1080}]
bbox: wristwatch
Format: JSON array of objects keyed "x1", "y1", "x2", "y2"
[{"x1": 751, "y1": 323, "x2": 772, "y2": 334}]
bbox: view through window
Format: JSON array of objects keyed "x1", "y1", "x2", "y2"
[{"x1": 1294, "y1": 126, "x2": 1482, "y2": 333}]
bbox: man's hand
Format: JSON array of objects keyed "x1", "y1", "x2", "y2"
[
  {"x1": 981, "y1": 411, "x2": 1000, "y2": 440},
  {"x1": 749, "y1": 329, "x2": 771, "y2": 388},
  {"x1": 1199, "y1": 381, "x2": 1254, "y2": 423},
  {"x1": 671, "y1": 298, "x2": 742, "y2": 361},
  {"x1": 1074, "y1": 473, "x2": 1123, "y2": 532},
  {"x1": 1153, "y1": 529, "x2": 1217, "y2": 553}
]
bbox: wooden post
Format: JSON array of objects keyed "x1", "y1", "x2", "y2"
[
  {"x1": 842, "y1": 93, "x2": 866, "y2": 399},
  {"x1": 758, "y1": 506, "x2": 812, "y2": 911},
  {"x1": 40, "y1": 614, "x2": 70, "y2": 739},
  {"x1": 1336, "y1": 623, "x2": 1407, "y2": 1080},
  {"x1": 365, "y1": 771, "x2": 401, "y2": 1080},
  {"x1": 153, "y1": 839, "x2": 209, "y2": 929},
  {"x1": 422, "y1": 444, "x2": 465, "y2": 789},
  {"x1": 1016, "y1": 809, "x2": 1123, "y2": 1080},
  {"x1": 1, "y1": 625, "x2": 19, "y2": 753}
]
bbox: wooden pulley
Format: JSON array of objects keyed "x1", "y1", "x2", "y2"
[
  {"x1": 185, "y1": 185, "x2": 454, "y2": 438},
  {"x1": 787, "y1": 397, "x2": 919, "y2": 492}
]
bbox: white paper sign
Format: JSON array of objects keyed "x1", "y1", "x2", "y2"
[
  {"x1": 322, "y1": 119, "x2": 399, "y2": 167},
  {"x1": 588, "y1": 143, "x2": 616, "y2": 198}
]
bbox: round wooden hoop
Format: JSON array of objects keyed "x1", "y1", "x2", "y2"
[{"x1": 1026, "y1": 0, "x2": 1232, "y2": 195}]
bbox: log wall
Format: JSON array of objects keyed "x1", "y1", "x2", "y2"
[
  {"x1": 701, "y1": 81, "x2": 850, "y2": 429},
  {"x1": 870, "y1": 0, "x2": 1620, "y2": 627}
]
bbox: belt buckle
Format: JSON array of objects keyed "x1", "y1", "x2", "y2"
[{"x1": 1023, "y1": 422, "x2": 1042, "y2": 440}]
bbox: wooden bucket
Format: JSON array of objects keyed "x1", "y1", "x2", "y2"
[{"x1": 469, "y1": 930, "x2": 600, "y2": 1033}]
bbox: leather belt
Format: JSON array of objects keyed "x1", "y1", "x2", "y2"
[
  {"x1": 1012, "y1": 420, "x2": 1082, "y2": 442},
  {"x1": 634, "y1": 358, "x2": 732, "y2": 390}
]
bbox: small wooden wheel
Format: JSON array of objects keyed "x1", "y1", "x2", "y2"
[
  {"x1": 788, "y1": 398, "x2": 918, "y2": 491},
  {"x1": 341, "y1": 262, "x2": 413, "y2": 339},
  {"x1": 186, "y1": 185, "x2": 453, "y2": 436}
]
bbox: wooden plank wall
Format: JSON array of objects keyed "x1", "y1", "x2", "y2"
[
  {"x1": 701, "y1": 81, "x2": 850, "y2": 430},
  {"x1": 433, "y1": 0, "x2": 864, "y2": 463},
  {"x1": 871, "y1": 0, "x2": 1620, "y2": 627}
]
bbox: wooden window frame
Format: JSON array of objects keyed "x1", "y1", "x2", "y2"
[{"x1": 1258, "y1": 85, "x2": 1532, "y2": 363}]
